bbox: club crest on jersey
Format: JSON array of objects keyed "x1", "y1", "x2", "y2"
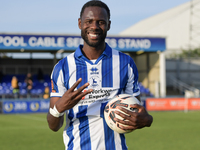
[
  {"x1": 90, "y1": 67, "x2": 99, "y2": 75},
  {"x1": 89, "y1": 76, "x2": 100, "y2": 88}
]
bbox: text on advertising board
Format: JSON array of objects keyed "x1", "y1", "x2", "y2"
[{"x1": 0, "y1": 34, "x2": 166, "y2": 51}]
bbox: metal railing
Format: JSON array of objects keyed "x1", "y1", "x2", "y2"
[{"x1": 168, "y1": 76, "x2": 200, "y2": 97}]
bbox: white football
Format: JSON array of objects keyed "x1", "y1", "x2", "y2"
[{"x1": 104, "y1": 94, "x2": 141, "y2": 134}]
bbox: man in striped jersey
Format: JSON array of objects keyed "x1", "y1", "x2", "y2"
[{"x1": 47, "y1": 0, "x2": 153, "y2": 149}]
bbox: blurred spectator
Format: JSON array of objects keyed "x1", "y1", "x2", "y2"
[
  {"x1": 37, "y1": 68, "x2": 44, "y2": 82},
  {"x1": 43, "y1": 86, "x2": 50, "y2": 99},
  {"x1": 11, "y1": 76, "x2": 19, "y2": 98},
  {"x1": 25, "y1": 73, "x2": 33, "y2": 96}
]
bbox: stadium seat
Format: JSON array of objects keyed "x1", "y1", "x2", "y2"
[
  {"x1": 139, "y1": 82, "x2": 154, "y2": 97},
  {"x1": 20, "y1": 89, "x2": 27, "y2": 95},
  {"x1": 1, "y1": 74, "x2": 154, "y2": 98}
]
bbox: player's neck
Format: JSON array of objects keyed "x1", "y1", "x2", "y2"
[{"x1": 82, "y1": 43, "x2": 106, "y2": 60}]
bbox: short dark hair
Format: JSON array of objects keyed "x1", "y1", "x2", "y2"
[{"x1": 80, "y1": 0, "x2": 110, "y2": 20}]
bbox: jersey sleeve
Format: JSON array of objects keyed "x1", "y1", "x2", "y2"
[
  {"x1": 124, "y1": 57, "x2": 140, "y2": 97},
  {"x1": 50, "y1": 61, "x2": 67, "y2": 97}
]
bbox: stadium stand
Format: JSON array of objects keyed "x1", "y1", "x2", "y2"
[
  {"x1": 139, "y1": 82, "x2": 153, "y2": 97},
  {"x1": 0, "y1": 74, "x2": 153, "y2": 99},
  {"x1": 0, "y1": 74, "x2": 51, "y2": 99}
]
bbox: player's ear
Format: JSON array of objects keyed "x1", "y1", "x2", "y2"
[
  {"x1": 107, "y1": 20, "x2": 111, "y2": 31},
  {"x1": 78, "y1": 18, "x2": 82, "y2": 29}
]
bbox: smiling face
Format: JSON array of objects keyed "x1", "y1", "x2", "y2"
[{"x1": 78, "y1": 6, "x2": 110, "y2": 48}]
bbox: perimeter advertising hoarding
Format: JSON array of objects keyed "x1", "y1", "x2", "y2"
[
  {"x1": 2, "y1": 99, "x2": 50, "y2": 114},
  {"x1": 0, "y1": 34, "x2": 166, "y2": 52},
  {"x1": 1, "y1": 99, "x2": 146, "y2": 114},
  {"x1": 3, "y1": 98, "x2": 199, "y2": 113},
  {"x1": 146, "y1": 98, "x2": 200, "y2": 111}
]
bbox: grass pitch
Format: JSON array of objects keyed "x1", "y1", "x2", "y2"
[
  {"x1": 0, "y1": 113, "x2": 65, "y2": 150},
  {"x1": 125, "y1": 111, "x2": 200, "y2": 150},
  {"x1": 0, "y1": 111, "x2": 200, "y2": 150}
]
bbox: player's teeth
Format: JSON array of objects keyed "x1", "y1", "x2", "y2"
[{"x1": 89, "y1": 34, "x2": 98, "y2": 37}]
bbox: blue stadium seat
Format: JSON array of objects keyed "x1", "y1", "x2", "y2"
[
  {"x1": 138, "y1": 82, "x2": 154, "y2": 97},
  {"x1": 20, "y1": 89, "x2": 27, "y2": 95},
  {"x1": 36, "y1": 89, "x2": 43, "y2": 95}
]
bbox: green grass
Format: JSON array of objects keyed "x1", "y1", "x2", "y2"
[
  {"x1": 125, "y1": 111, "x2": 200, "y2": 150},
  {"x1": 0, "y1": 111, "x2": 200, "y2": 150},
  {"x1": 0, "y1": 113, "x2": 65, "y2": 150}
]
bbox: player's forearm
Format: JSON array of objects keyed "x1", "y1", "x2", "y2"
[{"x1": 47, "y1": 112, "x2": 64, "y2": 132}]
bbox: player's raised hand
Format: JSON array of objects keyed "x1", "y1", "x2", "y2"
[
  {"x1": 114, "y1": 104, "x2": 153, "y2": 130},
  {"x1": 55, "y1": 78, "x2": 93, "y2": 112}
]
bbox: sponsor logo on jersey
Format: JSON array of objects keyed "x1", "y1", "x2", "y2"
[
  {"x1": 80, "y1": 88, "x2": 116, "y2": 104},
  {"x1": 90, "y1": 67, "x2": 99, "y2": 75}
]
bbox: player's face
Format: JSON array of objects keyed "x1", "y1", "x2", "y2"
[{"x1": 79, "y1": 6, "x2": 110, "y2": 48}]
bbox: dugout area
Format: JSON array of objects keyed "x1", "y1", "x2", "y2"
[{"x1": 0, "y1": 33, "x2": 166, "y2": 97}]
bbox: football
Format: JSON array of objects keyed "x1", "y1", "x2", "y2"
[{"x1": 104, "y1": 94, "x2": 141, "y2": 134}]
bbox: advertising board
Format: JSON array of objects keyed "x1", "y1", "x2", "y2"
[
  {"x1": 146, "y1": 98, "x2": 200, "y2": 111},
  {"x1": 0, "y1": 33, "x2": 166, "y2": 52},
  {"x1": 2, "y1": 99, "x2": 50, "y2": 114}
]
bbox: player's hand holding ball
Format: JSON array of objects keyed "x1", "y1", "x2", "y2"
[
  {"x1": 104, "y1": 94, "x2": 141, "y2": 133},
  {"x1": 104, "y1": 94, "x2": 153, "y2": 134}
]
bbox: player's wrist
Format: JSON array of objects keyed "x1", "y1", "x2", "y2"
[{"x1": 49, "y1": 105, "x2": 65, "y2": 118}]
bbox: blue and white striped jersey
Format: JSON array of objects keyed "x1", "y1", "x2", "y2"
[{"x1": 50, "y1": 44, "x2": 140, "y2": 150}]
